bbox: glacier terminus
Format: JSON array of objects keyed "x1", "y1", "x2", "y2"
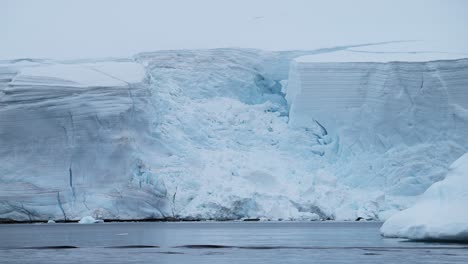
[{"x1": 1, "y1": 45, "x2": 467, "y2": 240}]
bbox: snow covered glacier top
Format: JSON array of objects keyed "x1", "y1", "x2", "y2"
[
  {"x1": 11, "y1": 61, "x2": 145, "y2": 88},
  {"x1": 0, "y1": 46, "x2": 467, "y2": 222},
  {"x1": 296, "y1": 50, "x2": 468, "y2": 63}
]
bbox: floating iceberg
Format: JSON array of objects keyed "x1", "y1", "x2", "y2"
[{"x1": 380, "y1": 153, "x2": 468, "y2": 242}]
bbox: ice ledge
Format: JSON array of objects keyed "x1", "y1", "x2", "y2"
[
  {"x1": 10, "y1": 61, "x2": 146, "y2": 88},
  {"x1": 296, "y1": 50, "x2": 468, "y2": 63}
]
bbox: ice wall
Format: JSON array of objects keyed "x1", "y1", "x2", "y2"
[
  {"x1": 286, "y1": 51, "x2": 468, "y2": 200},
  {"x1": 1, "y1": 48, "x2": 467, "y2": 222},
  {"x1": 0, "y1": 60, "x2": 170, "y2": 221},
  {"x1": 287, "y1": 52, "x2": 468, "y2": 145}
]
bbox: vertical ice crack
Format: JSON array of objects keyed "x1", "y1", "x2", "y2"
[
  {"x1": 56, "y1": 192, "x2": 67, "y2": 221},
  {"x1": 67, "y1": 111, "x2": 76, "y2": 199},
  {"x1": 127, "y1": 84, "x2": 136, "y2": 115},
  {"x1": 419, "y1": 72, "x2": 425, "y2": 91},
  {"x1": 82, "y1": 194, "x2": 90, "y2": 210},
  {"x1": 171, "y1": 186, "x2": 178, "y2": 217},
  {"x1": 314, "y1": 120, "x2": 328, "y2": 136},
  {"x1": 69, "y1": 165, "x2": 73, "y2": 188},
  {"x1": 68, "y1": 111, "x2": 75, "y2": 145}
]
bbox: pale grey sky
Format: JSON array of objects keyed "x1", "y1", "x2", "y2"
[{"x1": 2, "y1": 0, "x2": 468, "y2": 59}]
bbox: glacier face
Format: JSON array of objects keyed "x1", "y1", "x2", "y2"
[
  {"x1": 0, "y1": 59, "x2": 169, "y2": 221},
  {"x1": 287, "y1": 55, "x2": 468, "y2": 198},
  {"x1": 0, "y1": 48, "x2": 467, "y2": 221}
]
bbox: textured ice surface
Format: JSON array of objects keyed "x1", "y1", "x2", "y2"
[
  {"x1": 0, "y1": 46, "x2": 467, "y2": 221},
  {"x1": 381, "y1": 153, "x2": 468, "y2": 242},
  {"x1": 287, "y1": 54, "x2": 468, "y2": 205},
  {"x1": 78, "y1": 215, "x2": 101, "y2": 224},
  {"x1": 0, "y1": 60, "x2": 169, "y2": 221}
]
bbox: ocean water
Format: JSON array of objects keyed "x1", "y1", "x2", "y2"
[{"x1": 0, "y1": 221, "x2": 467, "y2": 263}]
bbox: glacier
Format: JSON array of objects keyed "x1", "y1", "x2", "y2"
[
  {"x1": 0, "y1": 46, "x2": 467, "y2": 222},
  {"x1": 287, "y1": 51, "x2": 468, "y2": 197},
  {"x1": 380, "y1": 153, "x2": 468, "y2": 242}
]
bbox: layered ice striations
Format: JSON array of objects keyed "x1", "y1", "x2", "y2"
[
  {"x1": 0, "y1": 47, "x2": 467, "y2": 222},
  {"x1": 0, "y1": 60, "x2": 170, "y2": 221},
  {"x1": 287, "y1": 52, "x2": 468, "y2": 201},
  {"x1": 287, "y1": 52, "x2": 468, "y2": 136}
]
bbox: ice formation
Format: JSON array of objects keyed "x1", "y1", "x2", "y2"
[
  {"x1": 0, "y1": 59, "x2": 165, "y2": 221},
  {"x1": 288, "y1": 51, "x2": 468, "y2": 195},
  {"x1": 0, "y1": 45, "x2": 467, "y2": 222},
  {"x1": 78, "y1": 216, "x2": 102, "y2": 224},
  {"x1": 380, "y1": 153, "x2": 468, "y2": 242}
]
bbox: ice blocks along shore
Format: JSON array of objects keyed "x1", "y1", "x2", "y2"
[
  {"x1": 0, "y1": 46, "x2": 467, "y2": 222},
  {"x1": 380, "y1": 153, "x2": 468, "y2": 242}
]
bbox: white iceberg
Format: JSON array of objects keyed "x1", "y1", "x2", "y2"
[
  {"x1": 381, "y1": 153, "x2": 468, "y2": 242},
  {"x1": 78, "y1": 216, "x2": 103, "y2": 224}
]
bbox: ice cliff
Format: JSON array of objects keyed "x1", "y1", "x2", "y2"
[
  {"x1": 288, "y1": 52, "x2": 468, "y2": 193},
  {"x1": 0, "y1": 59, "x2": 169, "y2": 220},
  {"x1": 0, "y1": 46, "x2": 467, "y2": 222}
]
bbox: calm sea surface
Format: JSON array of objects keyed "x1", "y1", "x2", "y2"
[{"x1": 0, "y1": 221, "x2": 467, "y2": 263}]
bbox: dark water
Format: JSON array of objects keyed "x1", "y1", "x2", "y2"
[{"x1": 0, "y1": 222, "x2": 467, "y2": 263}]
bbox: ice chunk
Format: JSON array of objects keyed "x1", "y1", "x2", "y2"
[
  {"x1": 78, "y1": 216, "x2": 103, "y2": 224},
  {"x1": 380, "y1": 153, "x2": 468, "y2": 242}
]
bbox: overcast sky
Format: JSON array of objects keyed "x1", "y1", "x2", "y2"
[{"x1": 2, "y1": 0, "x2": 468, "y2": 59}]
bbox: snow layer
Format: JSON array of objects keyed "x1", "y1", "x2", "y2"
[
  {"x1": 0, "y1": 46, "x2": 467, "y2": 221},
  {"x1": 296, "y1": 50, "x2": 467, "y2": 63},
  {"x1": 380, "y1": 153, "x2": 468, "y2": 242},
  {"x1": 11, "y1": 62, "x2": 145, "y2": 88}
]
